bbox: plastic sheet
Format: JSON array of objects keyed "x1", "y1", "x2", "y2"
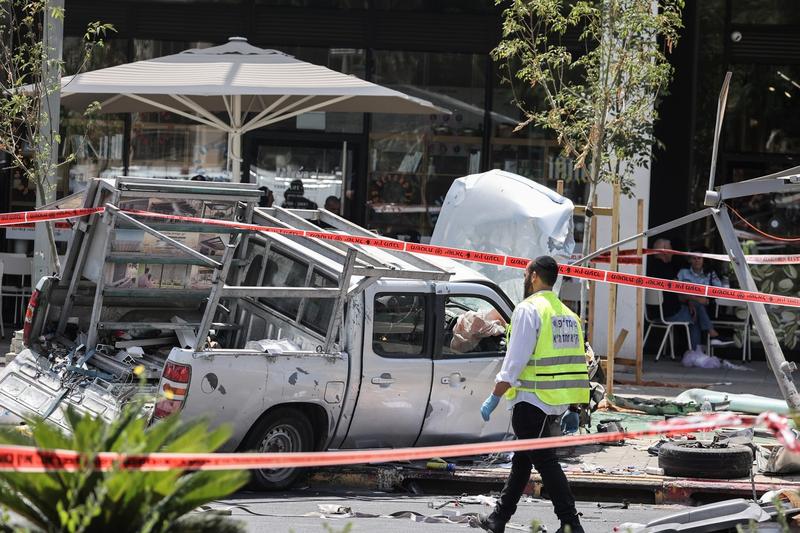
[
  {"x1": 676, "y1": 389, "x2": 789, "y2": 415},
  {"x1": 681, "y1": 349, "x2": 755, "y2": 371},
  {"x1": 244, "y1": 339, "x2": 302, "y2": 354},
  {"x1": 449, "y1": 309, "x2": 506, "y2": 353},
  {"x1": 681, "y1": 349, "x2": 723, "y2": 369},
  {"x1": 431, "y1": 170, "x2": 575, "y2": 303}
]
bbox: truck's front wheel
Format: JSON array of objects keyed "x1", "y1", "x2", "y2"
[{"x1": 244, "y1": 407, "x2": 313, "y2": 490}]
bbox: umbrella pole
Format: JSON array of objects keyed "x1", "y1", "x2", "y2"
[{"x1": 230, "y1": 94, "x2": 243, "y2": 182}]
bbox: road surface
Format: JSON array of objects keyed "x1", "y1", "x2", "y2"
[{"x1": 210, "y1": 489, "x2": 690, "y2": 532}]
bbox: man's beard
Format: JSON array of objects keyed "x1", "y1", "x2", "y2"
[{"x1": 523, "y1": 279, "x2": 533, "y2": 299}]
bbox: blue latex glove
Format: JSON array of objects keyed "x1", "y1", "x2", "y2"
[{"x1": 480, "y1": 394, "x2": 501, "y2": 422}]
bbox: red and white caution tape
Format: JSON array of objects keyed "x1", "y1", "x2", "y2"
[
  {"x1": 128, "y1": 210, "x2": 800, "y2": 308},
  {"x1": 2, "y1": 206, "x2": 799, "y2": 309},
  {"x1": 0, "y1": 207, "x2": 103, "y2": 226},
  {"x1": 0, "y1": 412, "x2": 792, "y2": 473},
  {"x1": 573, "y1": 248, "x2": 800, "y2": 266}
]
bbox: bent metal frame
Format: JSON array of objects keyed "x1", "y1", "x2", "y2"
[{"x1": 574, "y1": 72, "x2": 800, "y2": 409}]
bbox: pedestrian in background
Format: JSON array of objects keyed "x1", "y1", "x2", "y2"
[
  {"x1": 476, "y1": 256, "x2": 588, "y2": 533},
  {"x1": 677, "y1": 251, "x2": 732, "y2": 349}
]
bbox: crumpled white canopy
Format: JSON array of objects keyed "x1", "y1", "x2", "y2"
[
  {"x1": 431, "y1": 170, "x2": 576, "y2": 303},
  {"x1": 55, "y1": 37, "x2": 446, "y2": 180}
]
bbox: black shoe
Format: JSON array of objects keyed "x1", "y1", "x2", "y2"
[
  {"x1": 555, "y1": 522, "x2": 584, "y2": 533},
  {"x1": 473, "y1": 512, "x2": 506, "y2": 533}
]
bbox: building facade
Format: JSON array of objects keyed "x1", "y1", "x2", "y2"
[
  {"x1": 3, "y1": 0, "x2": 591, "y2": 255},
  {"x1": 1, "y1": 0, "x2": 797, "y2": 352}
]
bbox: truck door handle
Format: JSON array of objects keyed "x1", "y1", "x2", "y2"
[
  {"x1": 441, "y1": 373, "x2": 465, "y2": 385},
  {"x1": 371, "y1": 373, "x2": 395, "y2": 386}
]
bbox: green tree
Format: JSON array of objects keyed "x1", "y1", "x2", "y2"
[
  {"x1": 493, "y1": 0, "x2": 683, "y2": 321},
  {"x1": 0, "y1": 405, "x2": 249, "y2": 532},
  {"x1": 0, "y1": 0, "x2": 113, "y2": 274}
]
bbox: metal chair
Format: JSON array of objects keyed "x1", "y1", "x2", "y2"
[
  {"x1": 708, "y1": 298, "x2": 751, "y2": 361},
  {"x1": 644, "y1": 290, "x2": 693, "y2": 361}
]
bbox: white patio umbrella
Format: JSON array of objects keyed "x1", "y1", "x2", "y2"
[{"x1": 56, "y1": 37, "x2": 446, "y2": 181}]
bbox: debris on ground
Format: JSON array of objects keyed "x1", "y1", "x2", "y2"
[
  {"x1": 658, "y1": 440, "x2": 754, "y2": 479},
  {"x1": 675, "y1": 389, "x2": 789, "y2": 415},
  {"x1": 596, "y1": 418, "x2": 626, "y2": 445},
  {"x1": 757, "y1": 443, "x2": 800, "y2": 475},
  {"x1": 681, "y1": 349, "x2": 754, "y2": 371},
  {"x1": 615, "y1": 498, "x2": 776, "y2": 533},
  {"x1": 611, "y1": 395, "x2": 697, "y2": 416}
]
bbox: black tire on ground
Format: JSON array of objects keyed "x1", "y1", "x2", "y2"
[
  {"x1": 242, "y1": 407, "x2": 314, "y2": 491},
  {"x1": 658, "y1": 441, "x2": 753, "y2": 479}
]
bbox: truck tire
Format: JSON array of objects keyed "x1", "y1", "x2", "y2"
[
  {"x1": 243, "y1": 407, "x2": 314, "y2": 490},
  {"x1": 658, "y1": 441, "x2": 753, "y2": 479}
]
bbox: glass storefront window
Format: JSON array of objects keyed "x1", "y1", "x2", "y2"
[
  {"x1": 724, "y1": 65, "x2": 800, "y2": 155},
  {"x1": 731, "y1": 0, "x2": 800, "y2": 25},
  {"x1": 129, "y1": 116, "x2": 229, "y2": 181},
  {"x1": 490, "y1": 68, "x2": 586, "y2": 204},
  {"x1": 128, "y1": 40, "x2": 231, "y2": 181},
  {"x1": 251, "y1": 143, "x2": 353, "y2": 214},
  {"x1": 368, "y1": 51, "x2": 485, "y2": 241},
  {"x1": 259, "y1": 47, "x2": 366, "y2": 135},
  {"x1": 256, "y1": 0, "x2": 367, "y2": 6},
  {"x1": 59, "y1": 37, "x2": 130, "y2": 195},
  {"x1": 373, "y1": 0, "x2": 496, "y2": 13},
  {"x1": 490, "y1": 67, "x2": 588, "y2": 243}
]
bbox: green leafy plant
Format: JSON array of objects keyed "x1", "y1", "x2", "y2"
[
  {"x1": 0, "y1": 404, "x2": 248, "y2": 532},
  {"x1": 750, "y1": 265, "x2": 799, "y2": 350},
  {"x1": 493, "y1": 0, "x2": 684, "y2": 320}
]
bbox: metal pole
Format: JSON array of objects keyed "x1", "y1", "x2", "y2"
[
  {"x1": 340, "y1": 141, "x2": 347, "y2": 216},
  {"x1": 231, "y1": 95, "x2": 242, "y2": 182},
  {"x1": 33, "y1": 0, "x2": 65, "y2": 285},
  {"x1": 712, "y1": 205, "x2": 800, "y2": 410},
  {"x1": 605, "y1": 180, "x2": 621, "y2": 397},
  {"x1": 105, "y1": 205, "x2": 221, "y2": 269},
  {"x1": 195, "y1": 237, "x2": 239, "y2": 351},
  {"x1": 573, "y1": 208, "x2": 714, "y2": 266},
  {"x1": 706, "y1": 72, "x2": 732, "y2": 194}
]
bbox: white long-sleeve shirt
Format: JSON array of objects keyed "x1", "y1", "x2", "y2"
[{"x1": 496, "y1": 291, "x2": 569, "y2": 416}]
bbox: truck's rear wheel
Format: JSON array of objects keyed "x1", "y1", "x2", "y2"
[{"x1": 244, "y1": 407, "x2": 313, "y2": 490}]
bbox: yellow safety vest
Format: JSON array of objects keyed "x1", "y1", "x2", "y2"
[{"x1": 505, "y1": 291, "x2": 590, "y2": 405}]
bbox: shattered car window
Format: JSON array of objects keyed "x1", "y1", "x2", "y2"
[
  {"x1": 260, "y1": 250, "x2": 308, "y2": 318},
  {"x1": 300, "y1": 271, "x2": 336, "y2": 335},
  {"x1": 372, "y1": 294, "x2": 427, "y2": 357},
  {"x1": 441, "y1": 296, "x2": 507, "y2": 356}
]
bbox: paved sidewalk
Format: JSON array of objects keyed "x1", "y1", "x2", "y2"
[{"x1": 614, "y1": 357, "x2": 784, "y2": 400}]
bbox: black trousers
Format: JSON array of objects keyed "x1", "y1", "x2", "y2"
[{"x1": 495, "y1": 401, "x2": 578, "y2": 524}]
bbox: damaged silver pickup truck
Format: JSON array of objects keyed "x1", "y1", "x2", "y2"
[{"x1": 0, "y1": 177, "x2": 520, "y2": 489}]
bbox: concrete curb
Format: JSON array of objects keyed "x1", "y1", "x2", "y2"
[{"x1": 308, "y1": 465, "x2": 800, "y2": 505}]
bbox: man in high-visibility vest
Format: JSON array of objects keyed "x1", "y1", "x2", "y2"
[{"x1": 475, "y1": 256, "x2": 589, "y2": 533}]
